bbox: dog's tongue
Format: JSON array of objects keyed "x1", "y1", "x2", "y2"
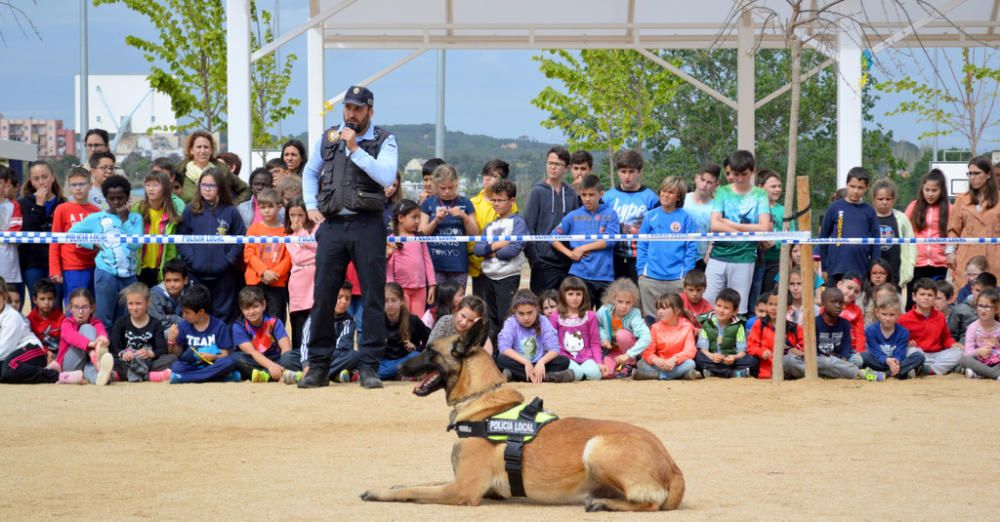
[{"x1": 413, "y1": 371, "x2": 439, "y2": 395}]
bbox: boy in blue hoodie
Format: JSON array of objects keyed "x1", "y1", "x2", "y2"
[
  {"x1": 818, "y1": 167, "x2": 880, "y2": 286},
  {"x1": 862, "y1": 293, "x2": 926, "y2": 380},
  {"x1": 636, "y1": 176, "x2": 699, "y2": 318},
  {"x1": 551, "y1": 174, "x2": 619, "y2": 306},
  {"x1": 68, "y1": 176, "x2": 143, "y2": 328}
]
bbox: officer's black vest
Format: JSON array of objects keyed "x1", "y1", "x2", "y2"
[{"x1": 316, "y1": 124, "x2": 389, "y2": 216}]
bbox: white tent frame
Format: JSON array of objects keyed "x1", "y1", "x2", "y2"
[{"x1": 225, "y1": 0, "x2": 1000, "y2": 186}]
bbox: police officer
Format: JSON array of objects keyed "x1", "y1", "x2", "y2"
[{"x1": 299, "y1": 85, "x2": 398, "y2": 389}]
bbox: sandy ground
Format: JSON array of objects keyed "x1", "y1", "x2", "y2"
[{"x1": 1, "y1": 376, "x2": 998, "y2": 520}]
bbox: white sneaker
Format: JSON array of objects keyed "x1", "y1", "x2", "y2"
[
  {"x1": 966, "y1": 368, "x2": 981, "y2": 379},
  {"x1": 96, "y1": 353, "x2": 114, "y2": 386}
]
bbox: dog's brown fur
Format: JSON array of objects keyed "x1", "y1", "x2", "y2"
[{"x1": 360, "y1": 320, "x2": 685, "y2": 512}]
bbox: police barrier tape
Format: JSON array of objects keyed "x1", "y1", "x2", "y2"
[{"x1": 2, "y1": 230, "x2": 1000, "y2": 245}]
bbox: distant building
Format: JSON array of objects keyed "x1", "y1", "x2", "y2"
[
  {"x1": 0, "y1": 114, "x2": 76, "y2": 158},
  {"x1": 404, "y1": 158, "x2": 425, "y2": 178}
]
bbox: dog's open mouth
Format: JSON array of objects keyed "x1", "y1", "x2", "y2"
[{"x1": 413, "y1": 371, "x2": 443, "y2": 396}]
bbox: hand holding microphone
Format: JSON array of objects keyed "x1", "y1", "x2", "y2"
[{"x1": 340, "y1": 122, "x2": 359, "y2": 152}]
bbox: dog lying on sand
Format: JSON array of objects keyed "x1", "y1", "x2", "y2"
[{"x1": 361, "y1": 320, "x2": 685, "y2": 512}]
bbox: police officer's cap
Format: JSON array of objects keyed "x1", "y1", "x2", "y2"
[{"x1": 344, "y1": 85, "x2": 374, "y2": 107}]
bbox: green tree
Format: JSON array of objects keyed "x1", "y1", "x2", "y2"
[
  {"x1": 531, "y1": 49, "x2": 682, "y2": 180},
  {"x1": 94, "y1": 0, "x2": 298, "y2": 147},
  {"x1": 877, "y1": 48, "x2": 1000, "y2": 155}
]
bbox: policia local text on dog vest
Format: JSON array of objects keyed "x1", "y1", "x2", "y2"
[
  {"x1": 316, "y1": 124, "x2": 389, "y2": 216},
  {"x1": 449, "y1": 397, "x2": 557, "y2": 497}
]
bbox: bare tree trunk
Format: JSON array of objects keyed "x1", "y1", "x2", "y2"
[
  {"x1": 773, "y1": 32, "x2": 804, "y2": 382},
  {"x1": 963, "y1": 48, "x2": 978, "y2": 155}
]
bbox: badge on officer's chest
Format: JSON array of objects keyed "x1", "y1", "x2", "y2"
[{"x1": 327, "y1": 129, "x2": 339, "y2": 142}]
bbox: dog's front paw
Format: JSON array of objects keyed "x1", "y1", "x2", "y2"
[
  {"x1": 585, "y1": 499, "x2": 611, "y2": 512},
  {"x1": 360, "y1": 490, "x2": 379, "y2": 502}
]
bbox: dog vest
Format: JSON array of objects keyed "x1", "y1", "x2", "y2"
[{"x1": 449, "y1": 397, "x2": 558, "y2": 497}]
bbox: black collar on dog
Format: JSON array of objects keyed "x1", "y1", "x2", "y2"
[{"x1": 447, "y1": 397, "x2": 557, "y2": 497}]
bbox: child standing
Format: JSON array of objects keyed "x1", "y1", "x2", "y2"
[
  {"x1": 178, "y1": 168, "x2": 246, "y2": 322},
  {"x1": 169, "y1": 285, "x2": 240, "y2": 383},
  {"x1": 285, "y1": 198, "x2": 316, "y2": 351},
  {"x1": 18, "y1": 161, "x2": 65, "y2": 303},
  {"x1": 237, "y1": 167, "x2": 274, "y2": 227},
  {"x1": 26, "y1": 279, "x2": 63, "y2": 359},
  {"x1": 549, "y1": 278, "x2": 604, "y2": 381},
  {"x1": 695, "y1": 289, "x2": 758, "y2": 378},
  {"x1": 604, "y1": 150, "x2": 660, "y2": 283},
  {"x1": 683, "y1": 163, "x2": 722, "y2": 270},
  {"x1": 818, "y1": 167, "x2": 880, "y2": 286},
  {"x1": 110, "y1": 283, "x2": 176, "y2": 382},
  {"x1": 960, "y1": 288, "x2": 1000, "y2": 379},
  {"x1": 551, "y1": 174, "x2": 619, "y2": 305},
  {"x1": 871, "y1": 179, "x2": 915, "y2": 290},
  {"x1": 57, "y1": 288, "x2": 114, "y2": 385},
  {"x1": 704, "y1": 150, "x2": 771, "y2": 314},
  {"x1": 596, "y1": 278, "x2": 651, "y2": 377},
  {"x1": 905, "y1": 170, "x2": 950, "y2": 305},
  {"x1": 497, "y1": 289, "x2": 574, "y2": 383},
  {"x1": 0, "y1": 276, "x2": 60, "y2": 384},
  {"x1": 68, "y1": 176, "x2": 143, "y2": 328},
  {"x1": 951, "y1": 272, "x2": 995, "y2": 342},
  {"x1": 0, "y1": 166, "x2": 23, "y2": 301},
  {"x1": 637, "y1": 176, "x2": 699, "y2": 318},
  {"x1": 747, "y1": 288, "x2": 803, "y2": 379},
  {"x1": 231, "y1": 286, "x2": 298, "y2": 383},
  {"x1": 419, "y1": 164, "x2": 478, "y2": 293},
  {"x1": 861, "y1": 294, "x2": 925, "y2": 380},
  {"x1": 244, "y1": 188, "x2": 291, "y2": 320},
  {"x1": 472, "y1": 179, "x2": 528, "y2": 340},
  {"x1": 133, "y1": 171, "x2": 184, "y2": 288},
  {"x1": 634, "y1": 293, "x2": 701, "y2": 381},
  {"x1": 388, "y1": 199, "x2": 437, "y2": 318},
  {"x1": 379, "y1": 283, "x2": 431, "y2": 380},
  {"x1": 898, "y1": 278, "x2": 963, "y2": 376},
  {"x1": 49, "y1": 167, "x2": 98, "y2": 302}
]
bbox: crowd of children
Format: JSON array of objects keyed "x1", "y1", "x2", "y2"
[{"x1": 1, "y1": 139, "x2": 999, "y2": 386}]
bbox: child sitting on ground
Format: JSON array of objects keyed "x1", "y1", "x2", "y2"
[
  {"x1": 57, "y1": 288, "x2": 114, "y2": 385},
  {"x1": 960, "y1": 288, "x2": 1000, "y2": 380},
  {"x1": 231, "y1": 286, "x2": 298, "y2": 383},
  {"x1": 634, "y1": 293, "x2": 701, "y2": 381},
  {"x1": 150, "y1": 259, "x2": 189, "y2": 348},
  {"x1": 898, "y1": 278, "x2": 963, "y2": 376},
  {"x1": 26, "y1": 278, "x2": 63, "y2": 361},
  {"x1": 169, "y1": 285, "x2": 240, "y2": 384},
  {"x1": 835, "y1": 273, "x2": 866, "y2": 352},
  {"x1": 296, "y1": 282, "x2": 361, "y2": 384},
  {"x1": 695, "y1": 288, "x2": 758, "y2": 378},
  {"x1": 379, "y1": 283, "x2": 431, "y2": 381},
  {"x1": 747, "y1": 288, "x2": 803, "y2": 379},
  {"x1": 784, "y1": 287, "x2": 878, "y2": 381},
  {"x1": 110, "y1": 282, "x2": 176, "y2": 382},
  {"x1": 497, "y1": 289, "x2": 574, "y2": 383},
  {"x1": 597, "y1": 278, "x2": 652, "y2": 378},
  {"x1": 549, "y1": 278, "x2": 604, "y2": 382},
  {"x1": 0, "y1": 276, "x2": 60, "y2": 384},
  {"x1": 949, "y1": 272, "x2": 995, "y2": 343},
  {"x1": 861, "y1": 294, "x2": 925, "y2": 380},
  {"x1": 681, "y1": 270, "x2": 712, "y2": 322}
]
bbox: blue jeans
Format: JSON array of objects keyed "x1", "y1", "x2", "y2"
[
  {"x1": 638, "y1": 359, "x2": 696, "y2": 380},
  {"x1": 62, "y1": 269, "x2": 95, "y2": 307},
  {"x1": 94, "y1": 270, "x2": 136, "y2": 328},
  {"x1": 377, "y1": 351, "x2": 421, "y2": 380}
]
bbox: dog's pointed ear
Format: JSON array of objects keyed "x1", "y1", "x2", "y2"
[{"x1": 453, "y1": 318, "x2": 488, "y2": 358}]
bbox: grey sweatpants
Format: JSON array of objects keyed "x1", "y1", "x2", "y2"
[
  {"x1": 638, "y1": 276, "x2": 683, "y2": 319},
  {"x1": 960, "y1": 355, "x2": 1000, "y2": 379},
  {"x1": 922, "y1": 347, "x2": 963, "y2": 375},
  {"x1": 704, "y1": 259, "x2": 754, "y2": 314},
  {"x1": 783, "y1": 354, "x2": 859, "y2": 380},
  {"x1": 62, "y1": 324, "x2": 99, "y2": 384}
]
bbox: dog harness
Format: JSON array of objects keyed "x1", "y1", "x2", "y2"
[{"x1": 448, "y1": 397, "x2": 558, "y2": 497}]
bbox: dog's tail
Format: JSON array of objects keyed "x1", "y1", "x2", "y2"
[{"x1": 663, "y1": 469, "x2": 685, "y2": 510}]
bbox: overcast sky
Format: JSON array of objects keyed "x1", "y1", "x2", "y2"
[{"x1": 1, "y1": 0, "x2": 992, "y2": 152}]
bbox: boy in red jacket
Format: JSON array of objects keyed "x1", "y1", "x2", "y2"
[
  {"x1": 49, "y1": 167, "x2": 99, "y2": 303},
  {"x1": 747, "y1": 288, "x2": 803, "y2": 379},
  {"x1": 898, "y1": 278, "x2": 963, "y2": 375},
  {"x1": 26, "y1": 279, "x2": 63, "y2": 361}
]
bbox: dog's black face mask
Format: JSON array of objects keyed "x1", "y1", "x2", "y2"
[{"x1": 400, "y1": 319, "x2": 488, "y2": 397}]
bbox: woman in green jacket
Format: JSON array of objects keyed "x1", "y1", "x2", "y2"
[{"x1": 177, "y1": 130, "x2": 250, "y2": 204}]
